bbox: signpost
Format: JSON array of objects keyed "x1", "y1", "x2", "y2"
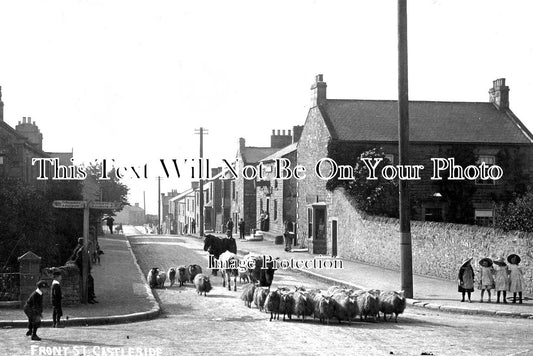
[{"x1": 53, "y1": 200, "x2": 120, "y2": 304}]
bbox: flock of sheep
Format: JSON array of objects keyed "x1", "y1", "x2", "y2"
[
  {"x1": 240, "y1": 284, "x2": 407, "y2": 324},
  {"x1": 146, "y1": 265, "x2": 212, "y2": 296}
]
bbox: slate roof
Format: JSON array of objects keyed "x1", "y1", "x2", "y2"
[
  {"x1": 261, "y1": 142, "x2": 298, "y2": 162},
  {"x1": 241, "y1": 147, "x2": 280, "y2": 164},
  {"x1": 321, "y1": 100, "x2": 533, "y2": 144}
]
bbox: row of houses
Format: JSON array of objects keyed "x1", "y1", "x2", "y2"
[{"x1": 164, "y1": 75, "x2": 533, "y2": 256}]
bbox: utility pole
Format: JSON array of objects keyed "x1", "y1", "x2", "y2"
[
  {"x1": 194, "y1": 127, "x2": 208, "y2": 237},
  {"x1": 157, "y1": 176, "x2": 161, "y2": 234},
  {"x1": 398, "y1": 0, "x2": 413, "y2": 298}
]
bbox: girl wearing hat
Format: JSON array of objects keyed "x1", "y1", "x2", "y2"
[
  {"x1": 493, "y1": 257, "x2": 509, "y2": 304},
  {"x1": 458, "y1": 257, "x2": 474, "y2": 302},
  {"x1": 508, "y1": 254, "x2": 524, "y2": 304},
  {"x1": 478, "y1": 258, "x2": 495, "y2": 303}
]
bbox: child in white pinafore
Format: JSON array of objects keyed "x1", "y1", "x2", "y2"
[
  {"x1": 508, "y1": 254, "x2": 525, "y2": 304},
  {"x1": 478, "y1": 258, "x2": 495, "y2": 303},
  {"x1": 493, "y1": 257, "x2": 509, "y2": 304}
]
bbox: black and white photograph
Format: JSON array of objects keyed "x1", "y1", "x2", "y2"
[{"x1": 1, "y1": 1, "x2": 533, "y2": 355}]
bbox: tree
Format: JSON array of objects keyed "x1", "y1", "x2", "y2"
[
  {"x1": 326, "y1": 146, "x2": 399, "y2": 217},
  {"x1": 495, "y1": 188, "x2": 533, "y2": 232}
]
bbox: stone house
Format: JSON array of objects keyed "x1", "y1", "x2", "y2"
[
  {"x1": 297, "y1": 75, "x2": 533, "y2": 255},
  {"x1": 0, "y1": 87, "x2": 72, "y2": 184},
  {"x1": 256, "y1": 139, "x2": 300, "y2": 238}
]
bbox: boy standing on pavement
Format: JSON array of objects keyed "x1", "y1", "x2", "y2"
[
  {"x1": 24, "y1": 280, "x2": 48, "y2": 341},
  {"x1": 51, "y1": 271, "x2": 63, "y2": 328},
  {"x1": 238, "y1": 218, "x2": 245, "y2": 239}
]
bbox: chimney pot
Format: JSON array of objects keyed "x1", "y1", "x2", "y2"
[
  {"x1": 28, "y1": 117, "x2": 32, "y2": 124},
  {"x1": 316, "y1": 74, "x2": 323, "y2": 82},
  {"x1": 282, "y1": 130, "x2": 286, "y2": 135},
  {"x1": 288, "y1": 129, "x2": 292, "y2": 136},
  {"x1": 272, "y1": 129, "x2": 275, "y2": 135},
  {"x1": 23, "y1": 117, "x2": 27, "y2": 123},
  {"x1": 277, "y1": 130, "x2": 280, "y2": 135}
]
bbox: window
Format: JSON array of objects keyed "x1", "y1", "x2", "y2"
[
  {"x1": 476, "y1": 155, "x2": 496, "y2": 185},
  {"x1": 273, "y1": 200, "x2": 277, "y2": 220},
  {"x1": 424, "y1": 207, "x2": 443, "y2": 222},
  {"x1": 231, "y1": 181, "x2": 236, "y2": 199},
  {"x1": 475, "y1": 209, "x2": 494, "y2": 227}
]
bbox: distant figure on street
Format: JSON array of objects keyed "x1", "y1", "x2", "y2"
[
  {"x1": 184, "y1": 223, "x2": 188, "y2": 235},
  {"x1": 508, "y1": 254, "x2": 524, "y2": 304},
  {"x1": 191, "y1": 219, "x2": 196, "y2": 234},
  {"x1": 283, "y1": 220, "x2": 292, "y2": 252},
  {"x1": 260, "y1": 210, "x2": 266, "y2": 231},
  {"x1": 103, "y1": 216, "x2": 114, "y2": 234},
  {"x1": 238, "y1": 218, "x2": 245, "y2": 239},
  {"x1": 458, "y1": 257, "x2": 474, "y2": 303},
  {"x1": 116, "y1": 223, "x2": 123, "y2": 234},
  {"x1": 51, "y1": 271, "x2": 63, "y2": 328},
  {"x1": 24, "y1": 280, "x2": 48, "y2": 341},
  {"x1": 226, "y1": 218, "x2": 234, "y2": 238}
]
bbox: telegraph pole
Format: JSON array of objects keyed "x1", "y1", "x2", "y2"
[
  {"x1": 398, "y1": 0, "x2": 413, "y2": 298},
  {"x1": 157, "y1": 176, "x2": 161, "y2": 234},
  {"x1": 194, "y1": 127, "x2": 208, "y2": 237}
]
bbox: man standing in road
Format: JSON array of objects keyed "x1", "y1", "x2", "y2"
[
  {"x1": 103, "y1": 216, "x2": 115, "y2": 234},
  {"x1": 226, "y1": 218, "x2": 234, "y2": 238},
  {"x1": 238, "y1": 218, "x2": 245, "y2": 239}
]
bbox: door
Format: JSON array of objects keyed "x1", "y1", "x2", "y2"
[{"x1": 331, "y1": 220, "x2": 338, "y2": 257}]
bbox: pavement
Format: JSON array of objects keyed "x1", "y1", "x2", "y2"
[
  {"x1": 0, "y1": 228, "x2": 159, "y2": 328},
  {"x1": 1, "y1": 226, "x2": 531, "y2": 329}
]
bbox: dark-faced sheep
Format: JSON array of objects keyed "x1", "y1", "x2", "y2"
[
  {"x1": 313, "y1": 293, "x2": 335, "y2": 324},
  {"x1": 239, "y1": 270, "x2": 250, "y2": 284},
  {"x1": 177, "y1": 266, "x2": 190, "y2": 287},
  {"x1": 279, "y1": 291, "x2": 295, "y2": 321},
  {"x1": 168, "y1": 268, "x2": 176, "y2": 287},
  {"x1": 293, "y1": 290, "x2": 314, "y2": 321},
  {"x1": 379, "y1": 290, "x2": 406, "y2": 322},
  {"x1": 188, "y1": 264, "x2": 202, "y2": 283},
  {"x1": 331, "y1": 291, "x2": 358, "y2": 324},
  {"x1": 253, "y1": 287, "x2": 269, "y2": 311},
  {"x1": 147, "y1": 268, "x2": 166, "y2": 289},
  {"x1": 193, "y1": 273, "x2": 212, "y2": 296},
  {"x1": 356, "y1": 290, "x2": 380, "y2": 321},
  {"x1": 264, "y1": 289, "x2": 281, "y2": 322},
  {"x1": 240, "y1": 283, "x2": 256, "y2": 308}
]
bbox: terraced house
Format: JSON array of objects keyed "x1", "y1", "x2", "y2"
[{"x1": 297, "y1": 75, "x2": 533, "y2": 255}]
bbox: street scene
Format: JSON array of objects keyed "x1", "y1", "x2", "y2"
[{"x1": 2, "y1": 1, "x2": 533, "y2": 356}]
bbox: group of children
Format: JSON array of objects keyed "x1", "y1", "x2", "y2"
[
  {"x1": 23, "y1": 271, "x2": 62, "y2": 341},
  {"x1": 458, "y1": 254, "x2": 525, "y2": 304}
]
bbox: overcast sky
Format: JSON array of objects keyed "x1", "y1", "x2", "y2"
[{"x1": 1, "y1": 0, "x2": 532, "y2": 215}]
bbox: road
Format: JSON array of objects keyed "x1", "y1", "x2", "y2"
[{"x1": 2, "y1": 233, "x2": 533, "y2": 356}]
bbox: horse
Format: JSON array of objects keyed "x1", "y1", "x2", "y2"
[
  {"x1": 218, "y1": 251, "x2": 239, "y2": 291},
  {"x1": 203, "y1": 234, "x2": 237, "y2": 276}
]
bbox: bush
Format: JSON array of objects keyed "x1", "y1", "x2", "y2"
[{"x1": 495, "y1": 188, "x2": 533, "y2": 232}]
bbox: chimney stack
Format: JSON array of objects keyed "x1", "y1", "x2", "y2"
[
  {"x1": 292, "y1": 125, "x2": 304, "y2": 143},
  {"x1": 310, "y1": 74, "x2": 327, "y2": 107},
  {"x1": 239, "y1": 137, "x2": 246, "y2": 152},
  {"x1": 271, "y1": 128, "x2": 292, "y2": 148},
  {"x1": 489, "y1": 78, "x2": 509, "y2": 111}
]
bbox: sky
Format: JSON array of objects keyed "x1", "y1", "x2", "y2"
[{"x1": 1, "y1": 0, "x2": 532, "y2": 215}]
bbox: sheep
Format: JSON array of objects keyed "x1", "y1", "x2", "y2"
[
  {"x1": 312, "y1": 293, "x2": 335, "y2": 324},
  {"x1": 147, "y1": 268, "x2": 166, "y2": 289},
  {"x1": 239, "y1": 270, "x2": 250, "y2": 284},
  {"x1": 240, "y1": 283, "x2": 256, "y2": 308},
  {"x1": 264, "y1": 289, "x2": 281, "y2": 322},
  {"x1": 168, "y1": 268, "x2": 176, "y2": 287},
  {"x1": 279, "y1": 291, "x2": 295, "y2": 321},
  {"x1": 253, "y1": 286, "x2": 269, "y2": 311},
  {"x1": 379, "y1": 290, "x2": 406, "y2": 322},
  {"x1": 356, "y1": 290, "x2": 380, "y2": 321},
  {"x1": 177, "y1": 266, "x2": 190, "y2": 287},
  {"x1": 331, "y1": 291, "x2": 358, "y2": 324},
  {"x1": 188, "y1": 264, "x2": 202, "y2": 283},
  {"x1": 293, "y1": 290, "x2": 314, "y2": 321},
  {"x1": 193, "y1": 273, "x2": 212, "y2": 296}
]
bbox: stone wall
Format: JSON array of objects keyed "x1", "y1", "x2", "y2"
[
  {"x1": 330, "y1": 188, "x2": 533, "y2": 294},
  {"x1": 41, "y1": 262, "x2": 81, "y2": 306}
]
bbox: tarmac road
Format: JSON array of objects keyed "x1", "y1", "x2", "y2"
[{"x1": 2, "y1": 234, "x2": 533, "y2": 356}]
